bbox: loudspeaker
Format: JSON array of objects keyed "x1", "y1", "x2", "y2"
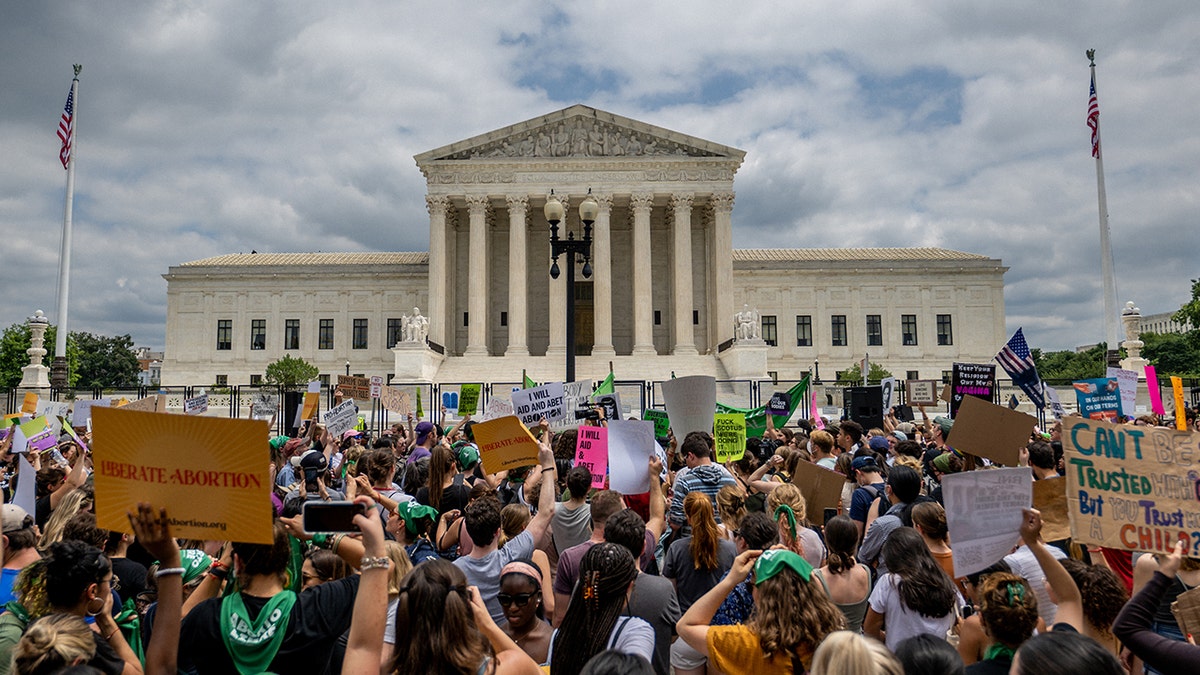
[{"x1": 843, "y1": 386, "x2": 884, "y2": 430}]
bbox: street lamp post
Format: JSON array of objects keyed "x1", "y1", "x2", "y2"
[
  {"x1": 546, "y1": 190, "x2": 597, "y2": 383},
  {"x1": 345, "y1": 360, "x2": 350, "y2": 377}
]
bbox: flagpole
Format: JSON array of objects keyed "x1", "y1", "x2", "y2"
[
  {"x1": 1088, "y1": 50, "x2": 1121, "y2": 364},
  {"x1": 51, "y1": 64, "x2": 81, "y2": 389}
]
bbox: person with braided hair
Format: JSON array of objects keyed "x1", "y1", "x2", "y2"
[
  {"x1": 548, "y1": 543, "x2": 654, "y2": 673},
  {"x1": 963, "y1": 573, "x2": 1038, "y2": 674}
]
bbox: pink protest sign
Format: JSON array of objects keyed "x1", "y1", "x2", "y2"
[
  {"x1": 574, "y1": 425, "x2": 608, "y2": 490},
  {"x1": 1145, "y1": 366, "x2": 1165, "y2": 416},
  {"x1": 811, "y1": 391, "x2": 825, "y2": 430}
]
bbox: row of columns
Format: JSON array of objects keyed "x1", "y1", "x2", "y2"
[{"x1": 425, "y1": 191, "x2": 734, "y2": 358}]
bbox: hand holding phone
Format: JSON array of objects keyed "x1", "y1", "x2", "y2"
[{"x1": 303, "y1": 501, "x2": 367, "y2": 533}]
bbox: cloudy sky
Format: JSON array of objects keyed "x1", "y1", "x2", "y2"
[{"x1": 2, "y1": 2, "x2": 1196, "y2": 353}]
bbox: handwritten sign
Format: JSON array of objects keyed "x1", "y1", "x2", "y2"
[
  {"x1": 249, "y1": 392, "x2": 277, "y2": 422},
  {"x1": 1065, "y1": 417, "x2": 1200, "y2": 554},
  {"x1": 73, "y1": 398, "x2": 111, "y2": 426},
  {"x1": 1107, "y1": 368, "x2": 1138, "y2": 419},
  {"x1": 183, "y1": 393, "x2": 209, "y2": 416},
  {"x1": 943, "y1": 467, "x2": 1032, "y2": 577},
  {"x1": 575, "y1": 426, "x2": 608, "y2": 490},
  {"x1": 713, "y1": 413, "x2": 747, "y2": 462},
  {"x1": 92, "y1": 407, "x2": 272, "y2": 543},
  {"x1": 950, "y1": 396, "x2": 1037, "y2": 466},
  {"x1": 473, "y1": 415, "x2": 541, "y2": 474},
  {"x1": 550, "y1": 380, "x2": 593, "y2": 429},
  {"x1": 322, "y1": 399, "x2": 358, "y2": 439},
  {"x1": 643, "y1": 409, "x2": 670, "y2": 439},
  {"x1": 1073, "y1": 378, "x2": 1122, "y2": 421},
  {"x1": 458, "y1": 384, "x2": 481, "y2": 416},
  {"x1": 607, "y1": 420, "x2": 655, "y2": 494},
  {"x1": 511, "y1": 382, "x2": 565, "y2": 427},
  {"x1": 482, "y1": 397, "x2": 513, "y2": 421},
  {"x1": 336, "y1": 375, "x2": 372, "y2": 401},
  {"x1": 380, "y1": 386, "x2": 410, "y2": 416},
  {"x1": 951, "y1": 363, "x2": 995, "y2": 418},
  {"x1": 121, "y1": 395, "x2": 165, "y2": 414},
  {"x1": 661, "y1": 375, "x2": 716, "y2": 438}
]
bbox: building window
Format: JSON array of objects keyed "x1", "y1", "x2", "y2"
[
  {"x1": 906, "y1": 370, "x2": 919, "y2": 381},
  {"x1": 937, "y1": 314, "x2": 953, "y2": 345},
  {"x1": 215, "y1": 374, "x2": 228, "y2": 386},
  {"x1": 693, "y1": 310, "x2": 699, "y2": 325},
  {"x1": 216, "y1": 320, "x2": 232, "y2": 351},
  {"x1": 500, "y1": 312, "x2": 508, "y2": 327},
  {"x1": 831, "y1": 315, "x2": 847, "y2": 347},
  {"x1": 250, "y1": 319, "x2": 266, "y2": 350},
  {"x1": 654, "y1": 310, "x2": 661, "y2": 325},
  {"x1": 761, "y1": 316, "x2": 778, "y2": 346},
  {"x1": 901, "y1": 314, "x2": 918, "y2": 346},
  {"x1": 387, "y1": 318, "x2": 403, "y2": 347},
  {"x1": 318, "y1": 319, "x2": 334, "y2": 350},
  {"x1": 352, "y1": 318, "x2": 368, "y2": 350},
  {"x1": 464, "y1": 312, "x2": 469, "y2": 327},
  {"x1": 250, "y1": 374, "x2": 262, "y2": 386},
  {"x1": 319, "y1": 374, "x2": 330, "y2": 387},
  {"x1": 767, "y1": 371, "x2": 779, "y2": 384},
  {"x1": 942, "y1": 370, "x2": 953, "y2": 384},
  {"x1": 285, "y1": 319, "x2": 300, "y2": 350},
  {"x1": 796, "y1": 315, "x2": 812, "y2": 347},
  {"x1": 866, "y1": 314, "x2": 882, "y2": 346}
]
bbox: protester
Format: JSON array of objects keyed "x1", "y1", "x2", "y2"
[
  {"x1": 848, "y1": 455, "x2": 885, "y2": 542},
  {"x1": 714, "y1": 486, "x2": 745, "y2": 540},
  {"x1": 10, "y1": 613, "x2": 96, "y2": 675},
  {"x1": 815, "y1": 515, "x2": 873, "y2": 633},
  {"x1": 809, "y1": 631, "x2": 904, "y2": 675},
  {"x1": 578, "y1": 650, "x2": 654, "y2": 675},
  {"x1": 604, "y1": 508, "x2": 680, "y2": 675},
  {"x1": 552, "y1": 466, "x2": 594, "y2": 555},
  {"x1": 417, "y1": 444, "x2": 472, "y2": 518},
  {"x1": 1114, "y1": 540, "x2": 1200, "y2": 672},
  {"x1": 1009, "y1": 629, "x2": 1123, "y2": 675},
  {"x1": 387, "y1": 500, "x2": 441, "y2": 564},
  {"x1": 859, "y1": 465, "x2": 922, "y2": 574},
  {"x1": 668, "y1": 432, "x2": 737, "y2": 535},
  {"x1": 894, "y1": 633, "x2": 964, "y2": 675},
  {"x1": 765, "y1": 482, "x2": 825, "y2": 567},
  {"x1": 864, "y1": 527, "x2": 963, "y2": 651},
  {"x1": 498, "y1": 559, "x2": 553, "y2": 665},
  {"x1": 910, "y1": 501, "x2": 964, "y2": 595},
  {"x1": 0, "y1": 505, "x2": 40, "y2": 606},
  {"x1": 37, "y1": 487, "x2": 93, "y2": 552},
  {"x1": 1060, "y1": 558, "x2": 1126, "y2": 658},
  {"x1": 300, "y1": 548, "x2": 354, "y2": 590},
  {"x1": 962, "y1": 573, "x2": 1038, "y2": 674},
  {"x1": 662, "y1": 491, "x2": 736, "y2": 613}
]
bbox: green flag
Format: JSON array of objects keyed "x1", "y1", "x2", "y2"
[
  {"x1": 592, "y1": 371, "x2": 614, "y2": 397},
  {"x1": 415, "y1": 388, "x2": 423, "y2": 420},
  {"x1": 716, "y1": 377, "x2": 809, "y2": 439},
  {"x1": 522, "y1": 370, "x2": 537, "y2": 390}
]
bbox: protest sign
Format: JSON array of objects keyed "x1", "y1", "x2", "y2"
[
  {"x1": 1044, "y1": 385, "x2": 1066, "y2": 420},
  {"x1": 949, "y1": 396, "x2": 1037, "y2": 466},
  {"x1": 1032, "y1": 477, "x2": 1071, "y2": 542},
  {"x1": 594, "y1": 392, "x2": 622, "y2": 422},
  {"x1": 249, "y1": 392, "x2": 277, "y2": 422},
  {"x1": 12, "y1": 417, "x2": 53, "y2": 454},
  {"x1": 1172, "y1": 377, "x2": 1187, "y2": 431},
  {"x1": 607, "y1": 420, "x2": 655, "y2": 494},
  {"x1": 880, "y1": 377, "x2": 896, "y2": 412},
  {"x1": 1107, "y1": 367, "x2": 1138, "y2": 418},
  {"x1": 369, "y1": 376, "x2": 383, "y2": 399},
  {"x1": 14, "y1": 454, "x2": 36, "y2": 517},
  {"x1": 121, "y1": 395, "x2": 164, "y2": 414},
  {"x1": 1073, "y1": 377, "x2": 1122, "y2": 421},
  {"x1": 661, "y1": 375, "x2": 716, "y2": 438},
  {"x1": 21, "y1": 393, "x2": 38, "y2": 415},
  {"x1": 713, "y1": 413, "x2": 746, "y2": 462},
  {"x1": 810, "y1": 391, "x2": 824, "y2": 429},
  {"x1": 184, "y1": 393, "x2": 209, "y2": 416},
  {"x1": 511, "y1": 382, "x2": 565, "y2": 427},
  {"x1": 951, "y1": 363, "x2": 995, "y2": 418},
  {"x1": 336, "y1": 375, "x2": 371, "y2": 401},
  {"x1": 1064, "y1": 417, "x2": 1200, "y2": 553},
  {"x1": 322, "y1": 399, "x2": 358, "y2": 438},
  {"x1": 72, "y1": 398, "x2": 111, "y2": 426},
  {"x1": 36, "y1": 400, "x2": 71, "y2": 434},
  {"x1": 458, "y1": 384, "x2": 481, "y2": 416},
  {"x1": 482, "y1": 397, "x2": 513, "y2": 421},
  {"x1": 643, "y1": 409, "x2": 670, "y2": 439},
  {"x1": 301, "y1": 393, "x2": 320, "y2": 421},
  {"x1": 574, "y1": 426, "x2": 608, "y2": 490},
  {"x1": 92, "y1": 407, "x2": 272, "y2": 544},
  {"x1": 1145, "y1": 366, "x2": 1166, "y2": 416},
  {"x1": 473, "y1": 415, "x2": 541, "y2": 474},
  {"x1": 943, "y1": 467, "x2": 1031, "y2": 577},
  {"x1": 789, "y1": 460, "x2": 845, "y2": 516},
  {"x1": 766, "y1": 392, "x2": 790, "y2": 417},
  {"x1": 379, "y1": 386, "x2": 410, "y2": 416},
  {"x1": 550, "y1": 380, "x2": 593, "y2": 429}
]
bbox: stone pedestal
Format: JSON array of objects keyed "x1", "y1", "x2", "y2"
[
  {"x1": 392, "y1": 343, "x2": 445, "y2": 382},
  {"x1": 1120, "y1": 301, "x2": 1149, "y2": 379},
  {"x1": 18, "y1": 310, "x2": 51, "y2": 389},
  {"x1": 717, "y1": 339, "x2": 768, "y2": 379}
]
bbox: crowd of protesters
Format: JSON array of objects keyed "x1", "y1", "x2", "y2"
[{"x1": 0, "y1": 393, "x2": 1199, "y2": 674}]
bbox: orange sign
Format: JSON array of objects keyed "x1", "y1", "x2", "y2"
[
  {"x1": 21, "y1": 393, "x2": 39, "y2": 415},
  {"x1": 472, "y1": 415, "x2": 541, "y2": 474}
]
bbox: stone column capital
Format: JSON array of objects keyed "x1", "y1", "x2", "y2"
[
  {"x1": 670, "y1": 193, "x2": 695, "y2": 210},
  {"x1": 710, "y1": 191, "x2": 735, "y2": 214},
  {"x1": 630, "y1": 192, "x2": 655, "y2": 212},
  {"x1": 505, "y1": 194, "x2": 529, "y2": 212},
  {"x1": 464, "y1": 194, "x2": 491, "y2": 215},
  {"x1": 591, "y1": 193, "x2": 614, "y2": 212},
  {"x1": 425, "y1": 195, "x2": 451, "y2": 216}
]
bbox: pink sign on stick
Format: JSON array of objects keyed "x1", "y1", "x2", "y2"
[{"x1": 574, "y1": 425, "x2": 608, "y2": 490}]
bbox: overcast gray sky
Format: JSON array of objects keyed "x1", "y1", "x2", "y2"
[{"x1": 2, "y1": 2, "x2": 1196, "y2": 353}]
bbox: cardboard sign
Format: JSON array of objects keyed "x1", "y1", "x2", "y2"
[
  {"x1": 473, "y1": 415, "x2": 541, "y2": 474},
  {"x1": 661, "y1": 375, "x2": 717, "y2": 438},
  {"x1": 713, "y1": 413, "x2": 747, "y2": 462},
  {"x1": 789, "y1": 460, "x2": 845, "y2": 516},
  {"x1": 336, "y1": 375, "x2": 372, "y2": 401},
  {"x1": 380, "y1": 386, "x2": 410, "y2": 416},
  {"x1": 767, "y1": 392, "x2": 790, "y2": 417},
  {"x1": 369, "y1": 376, "x2": 383, "y2": 400},
  {"x1": 91, "y1": 407, "x2": 273, "y2": 544},
  {"x1": 1145, "y1": 366, "x2": 1166, "y2": 416},
  {"x1": 1063, "y1": 417, "x2": 1200, "y2": 553},
  {"x1": 951, "y1": 363, "x2": 995, "y2": 418},
  {"x1": 249, "y1": 392, "x2": 277, "y2": 422},
  {"x1": 1032, "y1": 477, "x2": 1071, "y2": 542},
  {"x1": 458, "y1": 384, "x2": 481, "y2": 416},
  {"x1": 322, "y1": 399, "x2": 358, "y2": 439},
  {"x1": 943, "y1": 467, "x2": 1031, "y2": 577},
  {"x1": 184, "y1": 393, "x2": 209, "y2": 416},
  {"x1": 880, "y1": 377, "x2": 896, "y2": 412},
  {"x1": 643, "y1": 409, "x2": 670, "y2": 439},
  {"x1": 122, "y1": 395, "x2": 165, "y2": 414},
  {"x1": 21, "y1": 393, "x2": 38, "y2": 415},
  {"x1": 1107, "y1": 367, "x2": 1138, "y2": 419},
  {"x1": 1073, "y1": 378, "x2": 1123, "y2": 421},
  {"x1": 574, "y1": 425, "x2": 608, "y2": 490},
  {"x1": 482, "y1": 397, "x2": 513, "y2": 421},
  {"x1": 511, "y1": 382, "x2": 565, "y2": 427},
  {"x1": 907, "y1": 380, "x2": 940, "y2": 407},
  {"x1": 949, "y1": 396, "x2": 1038, "y2": 466},
  {"x1": 73, "y1": 398, "x2": 111, "y2": 426},
  {"x1": 607, "y1": 420, "x2": 656, "y2": 494}
]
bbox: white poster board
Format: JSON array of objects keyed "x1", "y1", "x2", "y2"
[
  {"x1": 511, "y1": 382, "x2": 565, "y2": 427},
  {"x1": 322, "y1": 399, "x2": 359, "y2": 439},
  {"x1": 606, "y1": 420, "x2": 656, "y2": 494},
  {"x1": 661, "y1": 375, "x2": 717, "y2": 438},
  {"x1": 1106, "y1": 367, "x2": 1138, "y2": 419},
  {"x1": 943, "y1": 467, "x2": 1032, "y2": 577}
]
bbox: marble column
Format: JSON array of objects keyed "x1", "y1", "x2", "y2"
[
  {"x1": 464, "y1": 194, "x2": 490, "y2": 355},
  {"x1": 425, "y1": 195, "x2": 450, "y2": 347},
  {"x1": 711, "y1": 192, "x2": 735, "y2": 347},
  {"x1": 591, "y1": 193, "x2": 615, "y2": 358},
  {"x1": 671, "y1": 193, "x2": 697, "y2": 355},
  {"x1": 505, "y1": 195, "x2": 530, "y2": 356},
  {"x1": 630, "y1": 193, "x2": 656, "y2": 356},
  {"x1": 546, "y1": 194, "x2": 568, "y2": 357}
]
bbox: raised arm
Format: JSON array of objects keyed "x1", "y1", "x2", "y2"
[
  {"x1": 678, "y1": 550, "x2": 760, "y2": 655},
  {"x1": 1019, "y1": 508, "x2": 1083, "y2": 631},
  {"x1": 1114, "y1": 540, "x2": 1200, "y2": 671},
  {"x1": 129, "y1": 504, "x2": 181, "y2": 675},
  {"x1": 341, "y1": 496, "x2": 391, "y2": 674},
  {"x1": 523, "y1": 420, "x2": 557, "y2": 544},
  {"x1": 646, "y1": 455, "x2": 667, "y2": 543}
]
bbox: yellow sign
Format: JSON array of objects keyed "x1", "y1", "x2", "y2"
[
  {"x1": 473, "y1": 415, "x2": 541, "y2": 474},
  {"x1": 301, "y1": 392, "x2": 320, "y2": 421},
  {"x1": 21, "y1": 393, "x2": 38, "y2": 415},
  {"x1": 713, "y1": 413, "x2": 746, "y2": 462},
  {"x1": 91, "y1": 407, "x2": 273, "y2": 544},
  {"x1": 1172, "y1": 376, "x2": 1187, "y2": 431}
]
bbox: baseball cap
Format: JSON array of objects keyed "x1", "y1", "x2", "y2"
[
  {"x1": 415, "y1": 421, "x2": 435, "y2": 445},
  {"x1": 268, "y1": 436, "x2": 291, "y2": 451},
  {"x1": 342, "y1": 430, "x2": 361, "y2": 441},
  {"x1": 454, "y1": 442, "x2": 480, "y2": 470},
  {"x1": 868, "y1": 436, "x2": 890, "y2": 452},
  {"x1": 933, "y1": 416, "x2": 954, "y2": 439},
  {"x1": 2, "y1": 505, "x2": 33, "y2": 533},
  {"x1": 851, "y1": 456, "x2": 878, "y2": 472},
  {"x1": 891, "y1": 431, "x2": 908, "y2": 442}
]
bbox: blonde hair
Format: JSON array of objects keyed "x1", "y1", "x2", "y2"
[
  {"x1": 384, "y1": 541, "x2": 412, "y2": 595},
  {"x1": 38, "y1": 488, "x2": 93, "y2": 552},
  {"x1": 12, "y1": 613, "x2": 96, "y2": 675},
  {"x1": 716, "y1": 486, "x2": 746, "y2": 532},
  {"x1": 809, "y1": 631, "x2": 903, "y2": 675}
]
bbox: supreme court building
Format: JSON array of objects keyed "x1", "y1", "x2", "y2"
[{"x1": 162, "y1": 105, "x2": 1007, "y2": 387}]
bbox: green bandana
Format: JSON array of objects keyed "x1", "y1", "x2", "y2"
[
  {"x1": 394, "y1": 501, "x2": 440, "y2": 535},
  {"x1": 219, "y1": 590, "x2": 298, "y2": 675},
  {"x1": 773, "y1": 504, "x2": 798, "y2": 542},
  {"x1": 157, "y1": 549, "x2": 213, "y2": 585},
  {"x1": 754, "y1": 549, "x2": 813, "y2": 585}
]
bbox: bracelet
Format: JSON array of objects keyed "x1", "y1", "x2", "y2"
[
  {"x1": 155, "y1": 567, "x2": 186, "y2": 578},
  {"x1": 331, "y1": 533, "x2": 345, "y2": 552},
  {"x1": 207, "y1": 566, "x2": 229, "y2": 580},
  {"x1": 210, "y1": 560, "x2": 228, "y2": 571},
  {"x1": 359, "y1": 556, "x2": 390, "y2": 571},
  {"x1": 103, "y1": 627, "x2": 120, "y2": 640},
  {"x1": 541, "y1": 466, "x2": 555, "y2": 474}
]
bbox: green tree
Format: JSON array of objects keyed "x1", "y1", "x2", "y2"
[
  {"x1": 264, "y1": 355, "x2": 319, "y2": 388},
  {"x1": 836, "y1": 362, "x2": 894, "y2": 385},
  {"x1": 1032, "y1": 343, "x2": 1107, "y2": 381},
  {"x1": 72, "y1": 332, "x2": 141, "y2": 389},
  {"x1": 0, "y1": 323, "x2": 80, "y2": 388},
  {"x1": 1140, "y1": 332, "x2": 1200, "y2": 377},
  {"x1": 1172, "y1": 278, "x2": 1200, "y2": 330}
]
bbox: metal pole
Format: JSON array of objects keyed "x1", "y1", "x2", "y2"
[{"x1": 565, "y1": 254, "x2": 576, "y2": 383}]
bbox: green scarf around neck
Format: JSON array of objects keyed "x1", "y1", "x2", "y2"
[{"x1": 218, "y1": 590, "x2": 298, "y2": 675}]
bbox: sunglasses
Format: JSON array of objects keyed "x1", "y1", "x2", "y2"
[{"x1": 497, "y1": 593, "x2": 535, "y2": 607}]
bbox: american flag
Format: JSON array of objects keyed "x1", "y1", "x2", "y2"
[
  {"x1": 58, "y1": 87, "x2": 74, "y2": 169},
  {"x1": 996, "y1": 328, "x2": 1044, "y2": 409},
  {"x1": 1087, "y1": 72, "x2": 1100, "y2": 158}
]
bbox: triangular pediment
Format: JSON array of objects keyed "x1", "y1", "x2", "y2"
[{"x1": 415, "y1": 104, "x2": 745, "y2": 163}]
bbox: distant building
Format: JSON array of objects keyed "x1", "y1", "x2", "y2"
[{"x1": 1139, "y1": 311, "x2": 1191, "y2": 336}]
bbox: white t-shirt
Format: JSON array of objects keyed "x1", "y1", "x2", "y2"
[
  {"x1": 544, "y1": 615, "x2": 655, "y2": 666},
  {"x1": 1004, "y1": 544, "x2": 1067, "y2": 626},
  {"x1": 868, "y1": 573, "x2": 963, "y2": 652}
]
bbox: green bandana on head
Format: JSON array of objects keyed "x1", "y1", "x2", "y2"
[
  {"x1": 158, "y1": 549, "x2": 213, "y2": 585},
  {"x1": 394, "y1": 501, "x2": 440, "y2": 535},
  {"x1": 754, "y1": 549, "x2": 813, "y2": 585},
  {"x1": 773, "y1": 504, "x2": 798, "y2": 542}
]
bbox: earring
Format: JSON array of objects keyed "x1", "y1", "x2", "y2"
[{"x1": 85, "y1": 596, "x2": 104, "y2": 617}]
